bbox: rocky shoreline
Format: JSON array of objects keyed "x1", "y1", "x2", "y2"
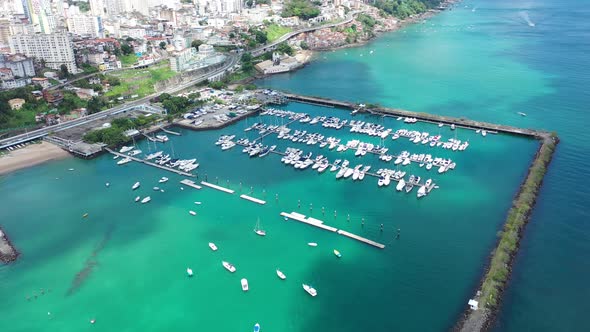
[{"x1": 0, "y1": 228, "x2": 19, "y2": 264}]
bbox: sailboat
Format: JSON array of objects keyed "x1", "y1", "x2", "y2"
[{"x1": 254, "y1": 218, "x2": 266, "y2": 236}]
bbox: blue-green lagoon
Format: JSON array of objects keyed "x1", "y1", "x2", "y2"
[{"x1": 0, "y1": 100, "x2": 537, "y2": 331}]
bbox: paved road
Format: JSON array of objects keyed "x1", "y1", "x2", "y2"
[{"x1": 0, "y1": 55, "x2": 238, "y2": 149}]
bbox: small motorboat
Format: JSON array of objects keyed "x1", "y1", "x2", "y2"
[
  {"x1": 333, "y1": 249, "x2": 341, "y2": 258},
  {"x1": 241, "y1": 278, "x2": 249, "y2": 292},
  {"x1": 194, "y1": 201, "x2": 202, "y2": 205},
  {"x1": 276, "y1": 269, "x2": 286, "y2": 280},
  {"x1": 303, "y1": 284, "x2": 317, "y2": 297},
  {"x1": 141, "y1": 196, "x2": 151, "y2": 204},
  {"x1": 135, "y1": 196, "x2": 140, "y2": 202},
  {"x1": 105, "y1": 182, "x2": 110, "y2": 187},
  {"x1": 222, "y1": 261, "x2": 236, "y2": 273},
  {"x1": 153, "y1": 187, "x2": 160, "y2": 191},
  {"x1": 187, "y1": 268, "x2": 193, "y2": 277},
  {"x1": 132, "y1": 182, "x2": 140, "y2": 190},
  {"x1": 308, "y1": 242, "x2": 318, "y2": 247},
  {"x1": 189, "y1": 210, "x2": 196, "y2": 216},
  {"x1": 82, "y1": 213, "x2": 89, "y2": 218},
  {"x1": 254, "y1": 323, "x2": 261, "y2": 332},
  {"x1": 209, "y1": 242, "x2": 218, "y2": 251},
  {"x1": 158, "y1": 177, "x2": 169, "y2": 183}
]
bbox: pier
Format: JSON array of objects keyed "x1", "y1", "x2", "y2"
[
  {"x1": 240, "y1": 194, "x2": 266, "y2": 205},
  {"x1": 105, "y1": 148, "x2": 196, "y2": 177},
  {"x1": 281, "y1": 93, "x2": 551, "y2": 139},
  {"x1": 280, "y1": 211, "x2": 385, "y2": 249},
  {"x1": 337, "y1": 230, "x2": 386, "y2": 249},
  {"x1": 200, "y1": 181, "x2": 235, "y2": 194},
  {"x1": 180, "y1": 179, "x2": 202, "y2": 190},
  {"x1": 159, "y1": 127, "x2": 181, "y2": 136}
]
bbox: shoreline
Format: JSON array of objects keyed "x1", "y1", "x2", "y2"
[
  {"x1": 0, "y1": 141, "x2": 71, "y2": 176},
  {"x1": 254, "y1": 0, "x2": 461, "y2": 79}
]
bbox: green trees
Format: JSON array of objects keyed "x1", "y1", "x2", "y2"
[
  {"x1": 372, "y1": 0, "x2": 436, "y2": 19},
  {"x1": 281, "y1": 0, "x2": 320, "y2": 20},
  {"x1": 241, "y1": 53, "x2": 254, "y2": 72},
  {"x1": 191, "y1": 39, "x2": 204, "y2": 49},
  {"x1": 59, "y1": 64, "x2": 70, "y2": 79},
  {"x1": 276, "y1": 42, "x2": 294, "y2": 56},
  {"x1": 159, "y1": 41, "x2": 167, "y2": 50},
  {"x1": 120, "y1": 43, "x2": 134, "y2": 55}
]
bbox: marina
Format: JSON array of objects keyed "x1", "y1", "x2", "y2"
[{"x1": 105, "y1": 148, "x2": 196, "y2": 177}]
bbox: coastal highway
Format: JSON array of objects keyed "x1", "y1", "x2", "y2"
[
  {"x1": 0, "y1": 54, "x2": 238, "y2": 150},
  {"x1": 251, "y1": 11, "x2": 361, "y2": 57}
]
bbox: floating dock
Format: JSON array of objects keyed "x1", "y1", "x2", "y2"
[
  {"x1": 180, "y1": 179, "x2": 202, "y2": 189},
  {"x1": 200, "y1": 181, "x2": 235, "y2": 194},
  {"x1": 240, "y1": 194, "x2": 266, "y2": 205},
  {"x1": 281, "y1": 211, "x2": 384, "y2": 249},
  {"x1": 337, "y1": 230, "x2": 386, "y2": 249},
  {"x1": 105, "y1": 148, "x2": 195, "y2": 177}
]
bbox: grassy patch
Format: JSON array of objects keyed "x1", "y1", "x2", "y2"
[
  {"x1": 105, "y1": 63, "x2": 176, "y2": 99},
  {"x1": 265, "y1": 24, "x2": 292, "y2": 42},
  {"x1": 119, "y1": 54, "x2": 138, "y2": 67}
]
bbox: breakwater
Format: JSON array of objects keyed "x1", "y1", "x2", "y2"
[
  {"x1": 283, "y1": 93, "x2": 552, "y2": 139},
  {"x1": 0, "y1": 228, "x2": 18, "y2": 263},
  {"x1": 277, "y1": 92, "x2": 558, "y2": 331},
  {"x1": 455, "y1": 135, "x2": 559, "y2": 332}
]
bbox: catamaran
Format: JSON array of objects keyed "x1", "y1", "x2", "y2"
[
  {"x1": 222, "y1": 261, "x2": 236, "y2": 273},
  {"x1": 254, "y1": 219, "x2": 266, "y2": 236},
  {"x1": 276, "y1": 269, "x2": 286, "y2": 280},
  {"x1": 303, "y1": 284, "x2": 317, "y2": 297}
]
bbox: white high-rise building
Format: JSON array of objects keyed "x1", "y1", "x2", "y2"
[
  {"x1": 9, "y1": 33, "x2": 78, "y2": 73},
  {"x1": 89, "y1": 0, "x2": 105, "y2": 17},
  {"x1": 67, "y1": 15, "x2": 103, "y2": 37}
]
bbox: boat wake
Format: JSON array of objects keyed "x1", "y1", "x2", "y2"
[
  {"x1": 519, "y1": 11, "x2": 535, "y2": 27},
  {"x1": 66, "y1": 224, "x2": 114, "y2": 296}
]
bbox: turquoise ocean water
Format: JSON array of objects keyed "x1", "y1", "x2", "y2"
[{"x1": 1, "y1": 0, "x2": 589, "y2": 331}]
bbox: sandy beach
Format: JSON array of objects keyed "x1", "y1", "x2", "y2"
[{"x1": 0, "y1": 141, "x2": 71, "y2": 176}]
